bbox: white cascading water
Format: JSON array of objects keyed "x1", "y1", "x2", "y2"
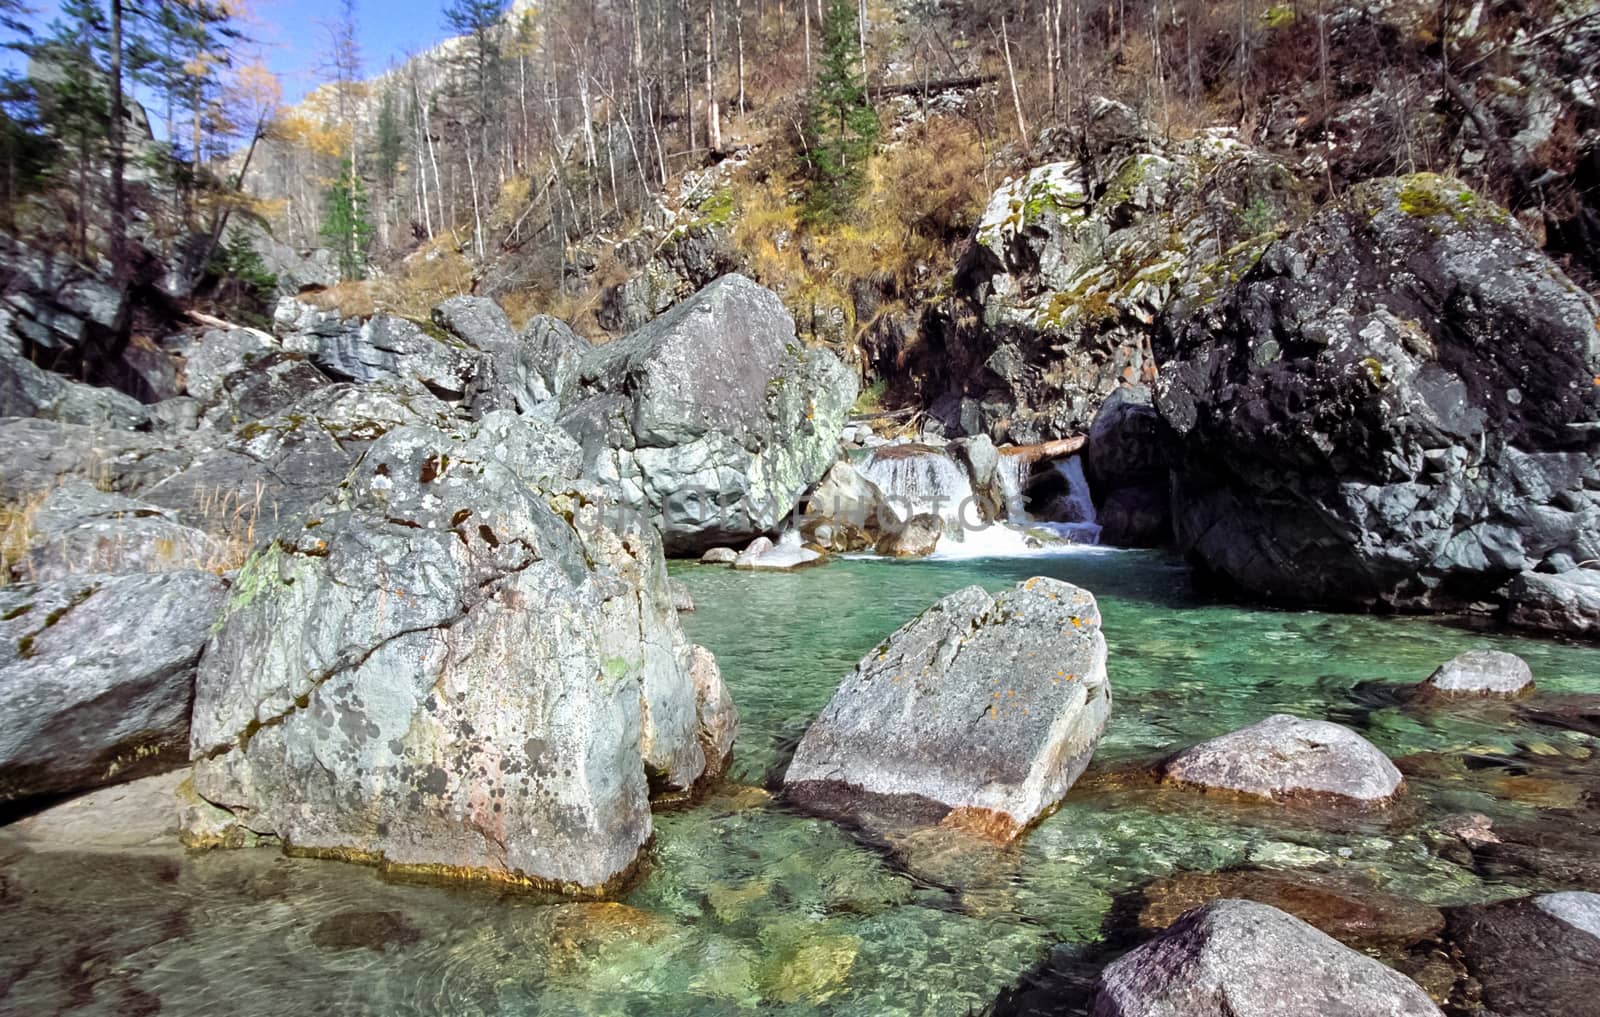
[
  {"x1": 858, "y1": 446, "x2": 980, "y2": 535},
  {"x1": 856, "y1": 444, "x2": 1106, "y2": 559},
  {"x1": 1046, "y1": 456, "x2": 1103, "y2": 544},
  {"x1": 926, "y1": 452, "x2": 1102, "y2": 559}
]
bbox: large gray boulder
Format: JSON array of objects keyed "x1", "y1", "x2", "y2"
[
  {"x1": 1092, "y1": 899, "x2": 1443, "y2": 1017},
  {"x1": 183, "y1": 326, "x2": 279, "y2": 402},
  {"x1": 0, "y1": 570, "x2": 227, "y2": 805},
  {"x1": 798, "y1": 460, "x2": 890, "y2": 553},
  {"x1": 1422, "y1": 650, "x2": 1533, "y2": 698},
  {"x1": 1156, "y1": 174, "x2": 1600, "y2": 616},
  {"x1": 560, "y1": 274, "x2": 857, "y2": 555},
  {"x1": 1163, "y1": 714, "x2": 1403, "y2": 804},
  {"x1": 432, "y1": 296, "x2": 572, "y2": 418},
  {"x1": 6, "y1": 481, "x2": 227, "y2": 582},
  {"x1": 186, "y1": 412, "x2": 735, "y2": 893},
  {"x1": 785, "y1": 577, "x2": 1110, "y2": 840}
]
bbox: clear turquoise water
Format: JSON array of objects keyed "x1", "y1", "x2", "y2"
[{"x1": 3, "y1": 550, "x2": 1599, "y2": 1016}]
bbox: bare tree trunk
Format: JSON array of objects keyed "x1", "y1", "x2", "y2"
[
  {"x1": 803, "y1": 0, "x2": 812, "y2": 75},
  {"x1": 736, "y1": 0, "x2": 747, "y2": 116},
  {"x1": 705, "y1": 2, "x2": 722, "y2": 153},
  {"x1": 680, "y1": 0, "x2": 697, "y2": 154},
  {"x1": 1000, "y1": 17, "x2": 1029, "y2": 152}
]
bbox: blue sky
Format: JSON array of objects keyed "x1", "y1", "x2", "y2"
[
  {"x1": 10, "y1": 1, "x2": 454, "y2": 105},
  {"x1": 247, "y1": 0, "x2": 453, "y2": 103}
]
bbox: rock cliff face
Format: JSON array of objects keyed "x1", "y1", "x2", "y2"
[
  {"x1": 186, "y1": 413, "x2": 734, "y2": 893},
  {"x1": 1156, "y1": 174, "x2": 1600, "y2": 612},
  {"x1": 560, "y1": 274, "x2": 857, "y2": 555},
  {"x1": 933, "y1": 100, "x2": 1312, "y2": 444}
]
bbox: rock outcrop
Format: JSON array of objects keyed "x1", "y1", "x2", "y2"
[
  {"x1": 1156, "y1": 174, "x2": 1600, "y2": 616},
  {"x1": 186, "y1": 412, "x2": 734, "y2": 894},
  {"x1": 785, "y1": 577, "x2": 1110, "y2": 840},
  {"x1": 1163, "y1": 714, "x2": 1402, "y2": 804},
  {"x1": 937, "y1": 101, "x2": 1311, "y2": 444},
  {"x1": 560, "y1": 274, "x2": 857, "y2": 555},
  {"x1": 1092, "y1": 899, "x2": 1443, "y2": 1017},
  {"x1": 1421, "y1": 650, "x2": 1533, "y2": 698},
  {"x1": 0, "y1": 570, "x2": 227, "y2": 805}
]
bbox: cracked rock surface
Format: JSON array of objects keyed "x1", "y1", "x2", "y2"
[{"x1": 187, "y1": 411, "x2": 735, "y2": 892}]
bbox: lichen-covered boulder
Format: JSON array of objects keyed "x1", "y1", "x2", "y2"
[
  {"x1": 784, "y1": 577, "x2": 1110, "y2": 840},
  {"x1": 560, "y1": 275, "x2": 857, "y2": 555},
  {"x1": 1092, "y1": 899, "x2": 1443, "y2": 1017},
  {"x1": 1163, "y1": 714, "x2": 1402, "y2": 804},
  {"x1": 938, "y1": 105, "x2": 1309, "y2": 444},
  {"x1": 0, "y1": 570, "x2": 227, "y2": 805},
  {"x1": 1422, "y1": 650, "x2": 1533, "y2": 698},
  {"x1": 1157, "y1": 174, "x2": 1600, "y2": 615},
  {"x1": 185, "y1": 412, "x2": 734, "y2": 894}
]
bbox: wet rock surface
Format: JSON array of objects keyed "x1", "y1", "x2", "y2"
[
  {"x1": 1444, "y1": 894, "x2": 1600, "y2": 1017},
  {"x1": 785, "y1": 577, "x2": 1110, "y2": 840},
  {"x1": 1133, "y1": 868, "x2": 1445, "y2": 957},
  {"x1": 1422, "y1": 650, "x2": 1533, "y2": 698}
]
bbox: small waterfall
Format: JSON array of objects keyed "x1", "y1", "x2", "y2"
[
  {"x1": 996, "y1": 456, "x2": 1030, "y2": 522},
  {"x1": 1042, "y1": 456, "x2": 1102, "y2": 544},
  {"x1": 859, "y1": 445, "x2": 978, "y2": 537}
]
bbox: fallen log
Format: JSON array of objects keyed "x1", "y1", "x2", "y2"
[{"x1": 997, "y1": 435, "x2": 1086, "y2": 464}]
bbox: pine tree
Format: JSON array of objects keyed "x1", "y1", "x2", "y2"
[
  {"x1": 804, "y1": 0, "x2": 878, "y2": 222},
  {"x1": 320, "y1": 158, "x2": 373, "y2": 280}
]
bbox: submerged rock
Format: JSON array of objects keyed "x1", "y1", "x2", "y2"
[
  {"x1": 784, "y1": 577, "x2": 1110, "y2": 841},
  {"x1": 185, "y1": 412, "x2": 732, "y2": 894},
  {"x1": 560, "y1": 274, "x2": 857, "y2": 555},
  {"x1": 1444, "y1": 894, "x2": 1600, "y2": 1017},
  {"x1": 668, "y1": 578, "x2": 696, "y2": 612},
  {"x1": 1135, "y1": 869, "x2": 1444, "y2": 955},
  {"x1": 1163, "y1": 714, "x2": 1402, "y2": 804},
  {"x1": 1157, "y1": 174, "x2": 1600, "y2": 616},
  {"x1": 1093, "y1": 899, "x2": 1442, "y2": 1017},
  {"x1": 0, "y1": 571, "x2": 226, "y2": 805},
  {"x1": 1421, "y1": 650, "x2": 1533, "y2": 698}
]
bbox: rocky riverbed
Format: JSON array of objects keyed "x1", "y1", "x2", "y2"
[{"x1": 5, "y1": 551, "x2": 1600, "y2": 1016}]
